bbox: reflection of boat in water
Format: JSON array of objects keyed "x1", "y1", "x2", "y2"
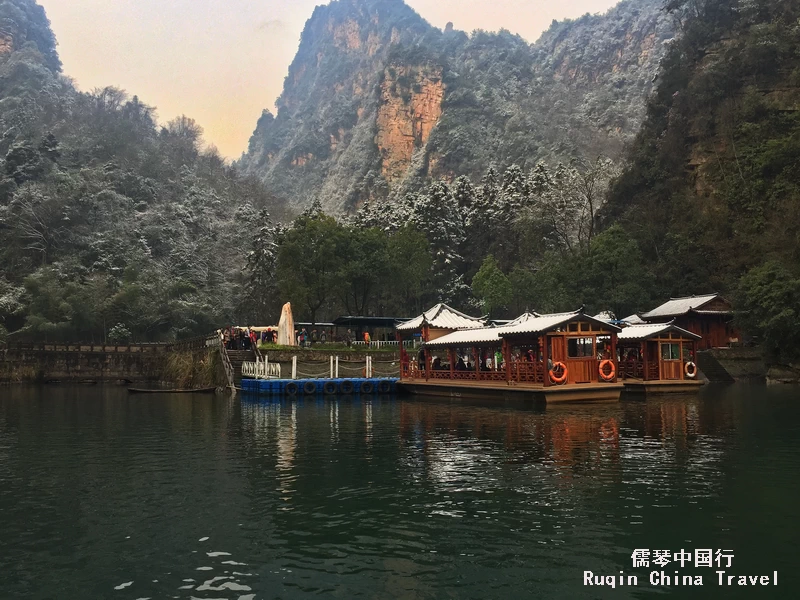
[
  {"x1": 127, "y1": 387, "x2": 216, "y2": 394},
  {"x1": 399, "y1": 399, "x2": 623, "y2": 480}
]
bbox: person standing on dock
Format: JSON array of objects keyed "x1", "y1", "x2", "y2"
[{"x1": 320, "y1": 329, "x2": 327, "y2": 344}]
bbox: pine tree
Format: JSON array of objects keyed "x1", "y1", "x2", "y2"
[
  {"x1": 411, "y1": 181, "x2": 467, "y2": 304},
  {"x1": 243, "y1": 209, "x2": 278, "y2": 323}
]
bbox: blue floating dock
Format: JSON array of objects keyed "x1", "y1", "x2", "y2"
[{"x1": 240, "y1": 377, "x2": 399, "y2": 396}]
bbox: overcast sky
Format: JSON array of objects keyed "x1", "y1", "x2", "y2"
[{"x1": 38, "y1": 0, "x2": 621, "y2": 158}]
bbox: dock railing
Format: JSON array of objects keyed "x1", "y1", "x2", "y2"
[{"x1": 241, "y1": 359, "x2": 282, "y2": 380}]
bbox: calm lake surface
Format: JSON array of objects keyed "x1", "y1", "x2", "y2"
[{"x1": 1, "y1": 385, "x2": 798, "y2": 599}]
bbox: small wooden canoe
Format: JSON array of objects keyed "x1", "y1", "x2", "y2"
[{"x1": 127, "y1": 387, "x2": 217, "y2": 394}]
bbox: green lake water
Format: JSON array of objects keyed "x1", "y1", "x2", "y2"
[{"x1": 0, "y1": 385, "x2": 798, "y2": 599}]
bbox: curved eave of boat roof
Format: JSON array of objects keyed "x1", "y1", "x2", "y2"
[
  {"x1": 618, "y1": 321, "x2": 702, "y2": 341},
  {"x1": 501, "y1": 310, "x2": 623, "y2": 337}
]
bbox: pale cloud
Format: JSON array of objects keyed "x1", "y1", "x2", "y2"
[{"x1": 37, "y1": 0, "x2": 621, "y2": 159}]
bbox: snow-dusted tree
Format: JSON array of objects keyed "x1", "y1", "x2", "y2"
[
  {"x1": 242, "y1": 209, "x2": 279, "y2": 323},
  {"x1": 499, "y1": 164, "x2": 530, "y2": 219},
  {"x1": 451, "y1": 175, "x2": 477, "y2": 227},
  {"x1": 411, "y1": 181, "x2": 468, "y2": 304},
  {"x1": 537, "y1": 157, "x2": 620, "y2": 256}
]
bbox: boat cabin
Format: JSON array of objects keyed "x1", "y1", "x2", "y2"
[
  {"x1": 617, "y1": 323, "x2": 701, "y2": 382},
  {"x1": 405, "y1": 310, "x2": 622, "y2": 389},
  {"x1": 640, "y1": 294, "x2": 738, "y2": 350}
]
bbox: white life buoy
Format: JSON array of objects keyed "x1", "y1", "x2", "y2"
[{"x1": 685, "y1": 361, "x2": 698, "y2": 379}]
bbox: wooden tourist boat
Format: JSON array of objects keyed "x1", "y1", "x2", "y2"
[
  {"x1": 616, "y1": 322, "x2": 705, "y2": 394},
  {"x1": 397, "y1": 309, "x2": 624, "y2": 403}
]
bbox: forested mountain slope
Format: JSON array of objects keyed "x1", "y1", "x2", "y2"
[
  {"x1": 239, "y1": 0, "x2": 675, "y2": 214},
  {"x1": 0, "y1": 0, "x2": 285, "y2": 343},
  {"x1": 604, "y1": 0, "x2": 800, "y2": 359}
]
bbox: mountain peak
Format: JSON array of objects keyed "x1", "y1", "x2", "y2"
[{"x1": 240, "y1": 0, "x2": 675, "y2": 215}]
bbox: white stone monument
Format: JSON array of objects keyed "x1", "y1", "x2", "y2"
[{"x1": 277, "y1": 302, "x2": 296, "y2": 346}]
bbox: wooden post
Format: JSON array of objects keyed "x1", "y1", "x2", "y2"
[
  {"x1": 335, "y1": 356, "x2": 339, "y2": 378},
  {"x1": 425, "y1": 348, "x2": 431, "y2": 381},
  {"x1": 642, "y1": 342, "x2": 648, "y2": 382},
  {"x1": 449, "y1": 349, "x2": 455, "y2": 380},
  {"x1": 474, "y1": 347, "x2": 480, "y2": 381},
  {"x1": 543, "y1": 335, "x2": 550, "y2": 388},
  {"x1": 610, "y1": 332, "x2": 618, "y2": 382},
  {"x1": 503, "y1": 339, "x2": 512, "y2": 383},
  {"x1": 680, "y1": 339, "x2": 685, "y2": 381},
  {"x1": 330, "y1": 355, "x2": 334, "y2": 379},
  {"x1": 292, "y1": 355, "x2": 297, "y2": 380}
]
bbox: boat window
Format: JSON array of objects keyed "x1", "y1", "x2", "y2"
[
  {"x1": 661, "y1": 343, "x2": 680, "y2": 361},
  {"x1": 568, "y1": 337, "x2": 594, "y2": 358}
]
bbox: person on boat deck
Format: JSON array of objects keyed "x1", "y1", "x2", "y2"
[
  {"x1": 494, "y1": 349, "x2": 503, "y2": 370},
  {"x1": 456, "y1": 357, "x2": 466, "y2": 371},
  {"x1": 432, "y1": 356, "x2": 442, "y2": 370},
  {"x1": 418, "y1": 347, "x2": 426, "y2": 371}
]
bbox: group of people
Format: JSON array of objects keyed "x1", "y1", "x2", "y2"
[
  {"x1": 295, "y1": 328, "x2": 331, "y2": 347},
  {"x1": 222, "y1": 327, "x2": 276, "y2": 350},
  {"x1": 223, "y1": 326, "x2": 379, "y2": 349},
  {"x1": 294, "y1": 328, "x2": 373, "y2": 347}
]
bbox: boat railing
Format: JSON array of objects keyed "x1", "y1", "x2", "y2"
[
  {"x1": 621, "y1": 360, "x2": 643, "y2": 380},
  {"x1": 512, "y1": 361, "x2": 545, "y2": 384}
]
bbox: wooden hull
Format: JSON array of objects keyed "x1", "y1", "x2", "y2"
[
  {"x1": 399, "y1": 379, "x2": 622, "y2": 403},
  {"x1": 127, "y1": 387, "x2": 217, "y2": 394},
  {"x1": 622, "y1": 379, "x2": 705, "y2": 395}
]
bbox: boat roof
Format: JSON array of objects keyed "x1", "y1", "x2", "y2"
[
  {"x1": 502, "y1": 310, "x2": 622, "y2": 337},
  {"x1": 424, "y1": 313, "x2": 542, "y2": 348},
  {"x1": 622, "y1": 314, "x2": 646, "y2": 324},
  {"x1": 425, "y1": 310, "x2": 621, "y2": 348},
  {"x1": 641, "y1": 294, "x2": 726, "y2": 319},
  {"x1": 618, "y1": 322, "x2": 702, "y2": 341},
  {"x1": 396, "y1": 303, "x2": 486, "y2": 332}
]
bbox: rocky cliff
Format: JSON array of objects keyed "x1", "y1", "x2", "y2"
[
  {"x1": 605, "y1": 0, "x2": 800, "y2": 295},
  {"x1": 239, "y1": 0, "x2": 675, "y2": 215}
]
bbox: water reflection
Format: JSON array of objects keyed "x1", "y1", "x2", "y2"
[{"x1": 1, "y1": 386, "x2": 798, "y2": 599}]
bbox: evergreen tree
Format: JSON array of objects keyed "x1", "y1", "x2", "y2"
[{"x1": 411, "y1": 181, "x2": 468, "y2": 304}]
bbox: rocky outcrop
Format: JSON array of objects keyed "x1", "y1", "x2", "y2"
[
  {"x1": 0, "y1": 33, "x2": 13, "y2": 56},
  {"x1": 376, "y1": 66, "x2": 444, "y2": 180},
  {"x1": 766, "y1": 364, "x2": 800, "y2": 385}
]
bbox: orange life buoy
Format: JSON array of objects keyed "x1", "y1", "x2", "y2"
[
  {"x1": 549, "y1": 362, "x2": 568, "y2": 385},
  {"x1": 684, "y1": 361, "x2": 697, "y2": 379},
  {"x1": 599, "y1": 359, "x2": 616, "y2": 382}
]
